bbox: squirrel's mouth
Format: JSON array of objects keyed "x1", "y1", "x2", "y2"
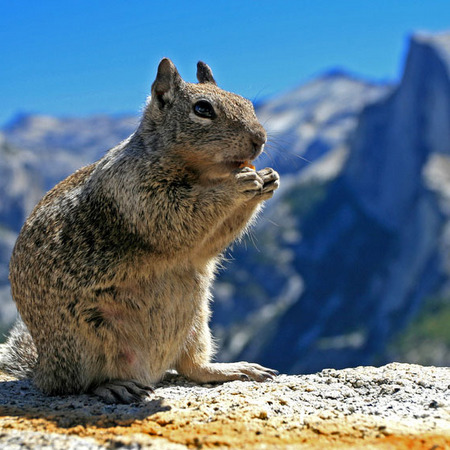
[
  {"x1": 221, "y1": 143, "x2": 262, "y2": 171},
  {"x1": 225, "y1": 160, "x2": 254, "y2": 170}
]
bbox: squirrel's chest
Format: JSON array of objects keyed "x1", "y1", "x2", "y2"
[{"x1": 99, "y1": 266, "x2": 210, "y2": 341}]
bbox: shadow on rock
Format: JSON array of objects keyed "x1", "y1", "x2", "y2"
[{"x1": 0, "y1": 378, "x2": 171, "y2": 428}]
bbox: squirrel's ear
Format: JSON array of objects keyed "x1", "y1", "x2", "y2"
[
  {"x1": 197, "y1": 61, "x2": 217, "y2": 85},
  {"x1": 151, "y1": 58, "x2": 183, "y2": 107}
]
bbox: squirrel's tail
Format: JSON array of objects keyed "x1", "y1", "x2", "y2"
[{"x1": 0, "y1": 319, "x2": 37, "y2": 378}]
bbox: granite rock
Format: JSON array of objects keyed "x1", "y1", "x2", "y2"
[{"x1": 0, "y1": 363, "x2": 448, "y2": 449}]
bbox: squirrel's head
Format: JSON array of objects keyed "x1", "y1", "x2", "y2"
[{"x1": 142, "y1": 58, "x2": 267, "y2": 180}]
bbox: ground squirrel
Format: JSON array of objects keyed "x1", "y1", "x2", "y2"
[{"x1": 0, "y1": 59, "x2": 280, "y2": 403}]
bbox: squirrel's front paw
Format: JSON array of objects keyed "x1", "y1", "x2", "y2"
[
  {"x1": 234, "y1": 167, "x2": 264, "y2": 199},
  {"x1": 257, "y1": 168, "x2": 280, "y2": 200}
]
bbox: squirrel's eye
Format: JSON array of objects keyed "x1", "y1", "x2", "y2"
[{"x1": 193, "y1": 100, "x2": 216, "y2": 119}]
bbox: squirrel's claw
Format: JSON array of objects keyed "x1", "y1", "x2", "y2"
[{"x1": 93, "y1": 379, "x2": 154, "y2": 404}]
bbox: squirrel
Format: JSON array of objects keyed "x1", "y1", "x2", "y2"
[{"x1": 0, "y1": 59, "x2": 280, "y2": 403}]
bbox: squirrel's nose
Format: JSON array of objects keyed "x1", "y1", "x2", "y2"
[
  {"x1": 252, "y1": 129, "x2": 267, "y2": 147},
  {"x1": 251, "y1": 129, "x2": 267, "y2": 157}
]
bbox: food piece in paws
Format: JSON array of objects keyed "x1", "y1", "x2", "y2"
[{"x1": 239, "y1": 161, "x2": 256, "y2": 170}]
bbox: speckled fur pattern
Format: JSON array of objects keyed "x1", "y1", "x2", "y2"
[{"x1": 2, "y1": 59, "x2": 280, "y2": 402}]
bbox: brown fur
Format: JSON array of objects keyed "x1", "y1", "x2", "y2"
[{"x1": 2, "y1": 59, "x2": 280, "y2": 403}]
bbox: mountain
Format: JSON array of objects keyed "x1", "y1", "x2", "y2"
[
  {"x1": 213, "y1": 32, "x2": 450, "y2": 372},
  {"x1": 210, "y1": 74, "x2": 391, "y2": 358},
  {"x1": 256, "y1": 71, "x2": 391, "y2": 175},
  {"x1": 0, "y1": 134, "x2": 44, "y2": 326},
  {"x1": 3, "y1": 113, "x2": 139, "y2": 191}
]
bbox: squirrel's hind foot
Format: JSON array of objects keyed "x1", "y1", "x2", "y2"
[{"x1": 93, "y1": 379, "x2": 154, "y2": 404}]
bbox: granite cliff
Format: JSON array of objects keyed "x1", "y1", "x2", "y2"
[{"x1": 213, "y1": 32, "x2": 450, "y2": 372}]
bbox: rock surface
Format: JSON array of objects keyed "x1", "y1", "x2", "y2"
[{"x1": 0, "y1": 363, "x2": 449, "y2": 449}]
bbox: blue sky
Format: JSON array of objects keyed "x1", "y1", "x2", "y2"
[{"x1": 1, "y1": 1, "x2": 449, "y2": 126}]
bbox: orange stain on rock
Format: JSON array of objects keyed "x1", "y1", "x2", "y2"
[{"x1": 0, "y1": 410, "x2": 449, "y2": 449}]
